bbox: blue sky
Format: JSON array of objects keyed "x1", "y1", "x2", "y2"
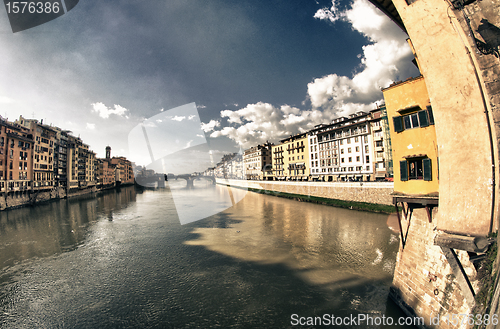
[{"x1": 0, "y1": 0, "x2": 418, "y2": 169}]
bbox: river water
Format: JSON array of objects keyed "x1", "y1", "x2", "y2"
[{"x1": 0, "y1": 182, "x2": 409, "y2": 328}]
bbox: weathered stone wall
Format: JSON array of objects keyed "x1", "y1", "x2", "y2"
[
  {"x1": 0, "y1": 186, "x2": 98, "y2": 211},
  {"x1": 218, "y1": 179, "x2": 394, "y2": 206},
  {"x1": 391, "y1": 208, "x2": 478, "y2": 329}
]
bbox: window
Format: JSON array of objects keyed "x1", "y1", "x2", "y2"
[
  {"x1": 393, "y1": 107, "x2": 434, "y2": 133},
  {"x1": 355, "y1": 137, "x2": 359, "y2": 142},
  {"x1": 348, "y1": 157, "x2": 352, "y2": 162},
  {"x1": 400, "y1": 158, "x2": 432, "y2": 181},
  {"x1": 348, "y1": 148, "x2": 351, "y2": 153},
  {"x1": 356, "y1": 156, "x2": 360, "y2": 161},
  {"x1": 366, "y1": 155, "x2": 370, "y2": 163},
  {"x1": 355, "y1": 146, "x2": 359, "y2": 152},
  {"x1": 347, "y1": 138, "x2": 351, "y2": 144}
]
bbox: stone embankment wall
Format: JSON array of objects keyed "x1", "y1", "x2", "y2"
[
  {"x1": 390, "y1": 208, "x2": 479, "y2": 329},
  {"x1": 217, "y1": 179, "x2": 394, "y2": 206},
  {"x1": 0, "y1": 185, "x2": 113, "y2": 211}
]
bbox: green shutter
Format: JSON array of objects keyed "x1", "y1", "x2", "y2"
[
  {"x1": 418, "y1": 110, "x2": 429, "y2": 128},
  {"x1": 400, "y1": 160, "x2": 408, "y2": 181},
  {"x1": 427, "y1": 106, "x2": 434, "y2": 125},
  {"x1": 393, "y1": 116, "x2": 404, "y2": 133},
  {"x1": 423, "y1": 158, "x2": 432, "y2": 181}
]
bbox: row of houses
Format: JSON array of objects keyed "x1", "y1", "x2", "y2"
[
  {"x1": 0, "y1": 115, "x2": 134, "y2": 194},
  {"x1": 206, "y1": 74, "x2": 437, "y2": 194},
  {"x1": 205, "y1": 105, "x2": 393, "y2": 182}
]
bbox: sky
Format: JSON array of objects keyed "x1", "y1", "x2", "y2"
[{"x1": 0, "y1": 0, "x2": 418, "y2": 173}]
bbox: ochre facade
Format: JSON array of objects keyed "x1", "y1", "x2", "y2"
[{"x1": 383, "y1": 76, "x2": 439, "y2": 196}]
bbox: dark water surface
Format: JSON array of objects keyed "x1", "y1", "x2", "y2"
[{"x1": 0, "y1": 183, "x2": 409, "y2": 328}]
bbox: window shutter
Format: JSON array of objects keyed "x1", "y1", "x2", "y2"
[
  {"x1": 423, "y1": 158, "x2": 432, "y2": 181},
  {"x1": 400, "y1": 160, "x2": 408, "y2": 181},
  {"x1": 427, "y1": 106, "x2": 435, "y2": 125},
  {"x1": 418, "y1": 110, "x2": 429, "y2": 127},
  {"x1": 393, "y1": 116, "x2": 404, "y2": 133}
]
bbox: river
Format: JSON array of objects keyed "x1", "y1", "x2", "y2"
[{"x1": 0, "y1": 182, "x2": 409, "y2": 328}]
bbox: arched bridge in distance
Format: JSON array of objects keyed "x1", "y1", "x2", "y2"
[
  {"x1": 167, "y1": 174, "x2": 216, "y2": 188},
  {"x1": 135, "y1": 173, "x2": 216, "y2": 188}
]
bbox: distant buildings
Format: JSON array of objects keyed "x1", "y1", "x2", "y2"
[
  {"x1": 276, "y1": 133, "x2": 310, "y2": 180},
  {"x1": 243, "y1": 142, "x2": 273, "y2": 180},
  {"x1": 212, "y1": 103, "x2": 393, "y2": 182},
  {"x1": 0, "y1": 115, "x2": 134, "y2": 200}
]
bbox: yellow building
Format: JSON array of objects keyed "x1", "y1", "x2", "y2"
[
  {"x1": 277, "y1": 133, "x2": 310, "y2": 180},
  {"x1": 383, "y1": 76, "x2": 438, "y2": 197}
]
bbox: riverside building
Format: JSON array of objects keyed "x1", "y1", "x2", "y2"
[
  {"x1": 243, "y1": 142, "x2": 273, "y2": 180},
  {"x1": 0, "y1": 118, "x2": 34, "y2": 192},
  {"x1": 383, "y1": 76, "x2": 438, "y2": 197},
  {"x1": 16, "y1": 116, "x2": 57, "y2": 190},
  {"x1": 273, "y1": 133, "x2": 309, "y2": 181},
  {"x1": 308, "y1": 111, "x2": 383, "y2": 182}
]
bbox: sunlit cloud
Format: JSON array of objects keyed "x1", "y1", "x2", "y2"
[{"x1": 91, "y1": 102, "x2": 130, "y2": 119}]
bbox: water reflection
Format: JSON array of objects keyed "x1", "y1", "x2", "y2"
[
  {"x1": 185, "y1": 191, "x2": 399, "y2": 290},
  {"x1": 0, "y1": 187, "x2": 137, "y2": 270},
  {"x1": 0, "y1": 185, "x2": 407, "y2": 328}
]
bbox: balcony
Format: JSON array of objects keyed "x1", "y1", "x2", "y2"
[{"x1": 373, "y1": 125, "x2": 382, "y2": 131}]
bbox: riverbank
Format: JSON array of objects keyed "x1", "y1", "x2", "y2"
[
  {"x1": 0, "y1": 183, "x2": 135, "y2": 211},
  {"x1": 217, "y1": 178, "x2": 395, "y2": 214}
]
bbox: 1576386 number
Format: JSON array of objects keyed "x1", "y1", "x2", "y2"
[{"x1": 5, "y1": 2, "x2": 60, "y2": 14}]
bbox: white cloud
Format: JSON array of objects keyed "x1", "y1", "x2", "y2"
[
  {"x1": 188, "y1": 115, "x2": 196, "y2": 120},
  {"x1": 210, "y1": 0, "x2": 417, "y2": 149},
  {"x1": 171, "y1": 115, "x2": 186, "y2": 121},
  {"x1": 201, "y1": 119, "x2": 220, "y2": 132},
  {"x1": 86, "y1": 123, "x2": 96, "y2": 130},
  {"x1": 210, "y1": 102, "x2": 328, "y2": 148},
  {"x1": 313, "y1": 0, "x2": 341, "y2": 23},
  {"x1": 309, "y1": 0, "x2": 416, "y2": 111},
  {"x1": 91, "y1": 102, "x2": 129, "y2": 119}
]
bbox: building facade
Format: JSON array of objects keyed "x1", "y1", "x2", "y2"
[
  {"x1": 276, "y1": 133, "x2": 310, "y2": 180},
  {"x1": 16, "y1": 116, "x2": 57, "y2": 190},
  {"x1": 243, "y1": 142, "x2": 273, "y2": 180},
  {"x1": 307, "y1": 111, "x2": 383, "y2": 182},
  {"x1": 383, "y1": 76, "x2": 438, "y2": 196},
  {"x1": 0, "y1": 119, "x2": 34, "y2": 192}
]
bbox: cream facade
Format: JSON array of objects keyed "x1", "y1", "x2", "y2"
[{"x1": 243, "y1": 142, "x2": 273, "y2": 180}]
